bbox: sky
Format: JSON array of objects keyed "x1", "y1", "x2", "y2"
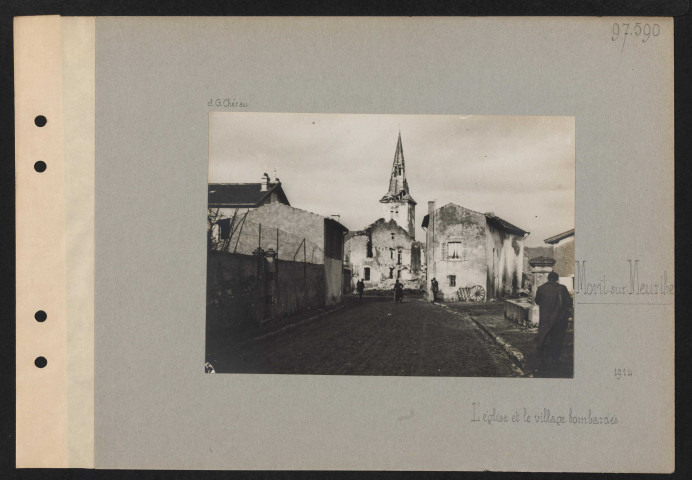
[{"x1": 209, "y1": 113, "x2": 574, "y2": 247}]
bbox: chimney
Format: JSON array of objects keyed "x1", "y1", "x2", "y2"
[
  {"x1": 260, "y1": 173, "x2": 270, "y2": 192},
  {"x1": 428, "y1": 201, "x2": 436, "y2": 215}
]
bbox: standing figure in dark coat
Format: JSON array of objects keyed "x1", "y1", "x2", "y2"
[
  {"x1": 356, "y1": 278, "x2": 365, "y2": 300},
  {"x1": 394, "y1": 280, "x2": 404, "y2": 303},
  {"x1": 535, "y1": 271, "x2": 573, "y2": 367},
  {"x1": 430, "y1": 277, "x2": 439, "y2": 303}
]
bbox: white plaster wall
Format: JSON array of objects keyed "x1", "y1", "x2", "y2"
[
  {"x1": 324, "y1": 256, "x2": 343, "y2": 305},
  {"x1": 486, "y1": 222, "x2": 524, "y2": 298}
]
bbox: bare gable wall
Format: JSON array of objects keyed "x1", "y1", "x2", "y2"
[{"x1": 428, "y1": 204, "x2": 487, "y2": 300}]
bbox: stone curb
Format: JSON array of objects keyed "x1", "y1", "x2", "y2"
[
  {"x1": 436, "y1": 303, "x2": 526, "y2": 374},
  {"x1": 470, "y1": 318, "x2": 526, "y2": 371}
]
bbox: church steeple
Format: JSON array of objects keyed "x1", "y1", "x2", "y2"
[
  {"x1": 386, "y1": 131, "x2": 409, "y2": 197},
  {"x1": 380, "y1": 132, "x2": 416, "y2": 238},
  {"x1": 381, "y1": 132, "x2": 415, "y2": 204}
]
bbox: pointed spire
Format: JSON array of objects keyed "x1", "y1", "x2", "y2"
[
  {"x1": 385, "y1": 132, "x2": 409, "y2": 198},
  {"x1": 392, "y1": 131, "x2": 405, "y2": 169}
]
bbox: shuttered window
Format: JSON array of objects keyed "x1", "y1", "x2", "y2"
[
  {"x1": 448, "y1": 242, "x2": 461, "y2": 259},
  {"x1": 443, "y1": 241, "x2": 466, "y2": 260}
]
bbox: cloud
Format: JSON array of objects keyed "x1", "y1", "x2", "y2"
[{"x1": 210, "y1": 113, "x2": 574, "y2": 246}]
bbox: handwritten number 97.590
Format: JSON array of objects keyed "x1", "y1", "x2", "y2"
[{"x1": 613, "y1": 22, "x2": 660, "y2": 51}]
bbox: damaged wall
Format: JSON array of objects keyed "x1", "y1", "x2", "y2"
[{"x1": 345, "y1": 218, "x2": 424, "y2": 290}]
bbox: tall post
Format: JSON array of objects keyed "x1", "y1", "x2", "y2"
[
  {"x1": 303, "y1": 239, "x2": 307, "y2": 283},
  {"x1": 275, "y1": 228, "x2": 279, "y2": 310},
  {"x1": 252, "y1": 246, "x2": 265, "y2": 325},
  {"x1": 427, "y1": 201, "x2": 436, "y2": 302}
]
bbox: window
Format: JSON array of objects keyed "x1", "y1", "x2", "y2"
[
  {"x1": 397, "y1": 249, "x2": 402, "y2": 265},
  {"x1": 218, "y1": 218, "x2": 231, "y2": 239},
  {"x1": 390, "y1": 248, "x2": 394, "y2": 259},
  {"x1": 366, "y1": 239, "x2": 373, "y2": 258},
  {"x1": 448, "y1": 275, "x2": 456, "y2": 287},
  {"x1": 364, "y1": 267, "x2": 370, "y2": 281},
  {"x1": 389, "y1": 268, "x2": 394, "y2": 279},
  {"x1": 447, "y1": 242, "x2": 463, "y2": 259},
  {"x1": 397, "y1": 270, "x2": 401, "y2": 279},
  {"x1": 391, "y1": 232, "x2": 395, "y2": 240}
]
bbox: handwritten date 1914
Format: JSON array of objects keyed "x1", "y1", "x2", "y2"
[
  {"x1": 612, "y1": 22, "x2": 660, "y2": 52},
  {"x1": 614, "y1": 368, "x2": 633, "y2": 380}
]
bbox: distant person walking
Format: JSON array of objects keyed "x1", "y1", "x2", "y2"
[
  {"x1": 356, "y1": 278, "x2": 365, "y2": 300},
  {"x1": 394, "y1": 280, "x2": 404, "y2": 303},
  {"x1": 430, "y1": 277, "x2": 439, "y2": 303},
  {"x1": 535, "y1": 271, "x2": 573, "y2": 369}
]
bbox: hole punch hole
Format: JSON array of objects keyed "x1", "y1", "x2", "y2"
[
  {"x1": 35, "y1": 357, "x2": 47, "y2": 368},
  {"x1": 34, "y1": 310, "x2": 47, "y2": 322},
  {"x1": 34, "y1": 161, "x2": 47, "y2": 173},
  {"x1": 34, "y1": 115, "x2": 47, "y2": 127}
]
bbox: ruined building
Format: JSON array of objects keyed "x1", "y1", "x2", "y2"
[{"x1": 345, "y1": 133, "x2": 424, "y2": 290}]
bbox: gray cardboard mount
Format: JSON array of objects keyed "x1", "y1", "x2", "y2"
[{"x1": 94, "y1": 17, "x2": 673, "y2": 471}]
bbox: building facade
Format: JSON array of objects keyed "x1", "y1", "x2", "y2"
[
  {"x1": 244, "y1": 202, "x2": 348, "y2": 306},
  {"x1": 544, "y1": 228, "x2": 575, "y2": 292},
  {"x1": 344, "y1": 133, "x2": 425, "y2": 290},
  {"x1": 208, "y1": 173, "x2": 290, "y2": 242},
  {"x1": 422, "y1": 201, "x2": 528, "y2": 301}
]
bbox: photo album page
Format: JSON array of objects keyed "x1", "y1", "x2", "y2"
[{"x1": 15, "y1": 16, "x2": 674, "y2": 472}]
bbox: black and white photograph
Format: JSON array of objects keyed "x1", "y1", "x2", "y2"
[{"x1": 206, "y1": 113, "x2": 575, "y2": 378}]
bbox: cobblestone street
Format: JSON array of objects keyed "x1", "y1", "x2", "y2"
[{"x1": 207, "y1": 296, "x2": 525, "y2": 377}]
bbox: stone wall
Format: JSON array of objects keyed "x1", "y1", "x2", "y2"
[
  {"x1": 523, "y1": 238, "x2": 574, "y2": 292},
  {"x1": 207, "y1": 251, "x2": 261, "y2": 331},
  {"x1": 523, "y1": 246, "x2": 553, "y2": 277},
  {"x1": 207, "y1": 251, "x2": 328, "y2": 331},
  {"x1": 274, "y1": 259, "x2": 326, "y2": 316}
]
